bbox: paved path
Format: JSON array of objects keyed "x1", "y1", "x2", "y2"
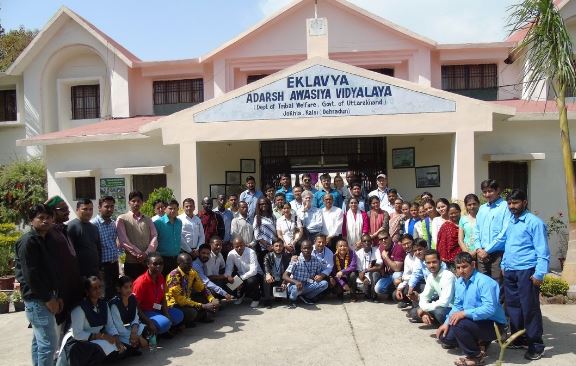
[{"x1": 1, "y1": 301, "x2": 575, "y2": 365}]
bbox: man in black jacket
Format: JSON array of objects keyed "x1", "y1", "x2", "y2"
[
  {"x1": 15, "y1": 204, "x2": 63, "y2": 366},
  {"x1": 67, "y1": 198, "x2": 101, "y2": 277},
  {"x1": 262, "y1": 238, "x2": 292, "y2": 308}
]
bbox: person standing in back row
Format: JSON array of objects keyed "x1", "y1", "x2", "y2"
[{"x1": 68, "y1": 198, "x2": 101, "y2": 278}]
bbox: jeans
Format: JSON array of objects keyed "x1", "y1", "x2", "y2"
[
  {"x1": 25, "y1": 299, "x2": 59, "y2": 366},
  {"x1": 287, "y1": 280, "x2": 329, "y2": 301},
  {"x1": 144, "y1": 308, "x2": 184, "y2": 334},
  {"x1": 440, "y1": 319, "x2": 499, "y2": 357},
  {"x1": 374, "y1": 271, "x2": 403, "y2": 294},
  {"x1": 100, "y1": 261, "x2": 119, "y2": 300}
]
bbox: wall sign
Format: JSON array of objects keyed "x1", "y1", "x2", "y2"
[
  {"x1": 195, "y1": 64, "x2": 456, "y2": 123},
  {"x1": 100, "y1": 178, "x2": 126, "y2": 216}
]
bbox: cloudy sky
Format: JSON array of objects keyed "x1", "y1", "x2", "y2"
[{"x1": 2, "y1": 0, "x2": 517, "y2": 61}]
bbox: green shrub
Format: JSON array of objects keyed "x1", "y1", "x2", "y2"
[
  {"x1": 540, "y1": 275, "x2": 569, "y2": 297},
  {"x1": 0, "y1": 292, "x2": 8, "y2": 304},
  {"x1": 141, "y1": 187, "x2": 174, "y2": 217},
  {"x1": 10, "y1": 289, "x2": 22, "y2": 302},
  {"x1": 0, "y1": 226, "x2": 19, "y2": 277},
  {"x1": 0, "y1": 223, "x2": 17, "y2": 235}
]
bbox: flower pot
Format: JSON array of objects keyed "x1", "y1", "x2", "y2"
[
  {"x1": 13, "y1": 301, "x2": 24, "y2": 312},
  {"x1": 0, "y1": 276, "x2": 15, "y2": 290},
  {"x1": 0, "y1": 302, "x2": 9, "y2": 314}
]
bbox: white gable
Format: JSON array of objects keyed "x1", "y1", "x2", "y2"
[{"x1": 194, "y1": 64, "x2": 455, "y2": 122}]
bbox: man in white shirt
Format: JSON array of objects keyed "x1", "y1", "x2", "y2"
[
  {"x1": 225, "y1": 237, "x2": 263, "y2": 308},
  {"x1": 297, "y1": 190, "x2": 324, "y2": 241},
  {"x1": 228, "y1": 194, "x2": 240, "y2": 218},
  {"x1": 290, "y1": 186, "x2": 304, "y2": 212},
  {"x1": 311, "y1": 234, "x2": 333, "y2": 277},
  {"x1": 368, "y1": 174, "x2": 397, "y2": 214},
  {"x1": 412, "y1": 249, "x2": 455, "y2": 325},
  {"x1": 231, "y1": 202, "x2": 255, "y2": 247},
  {"x1": 320, "y1": 193, "x2": 343, "y2": 251},
  {"x1": 179, "y1": 198, "x2": 205, "y2": 258},
  {"x1": 394, "y1": 234, "x2": 419, "y2": 308},
  {"x1": 355, "y1": 234, "x2": 382, "y2": 301},
  {"x1": 193, "y1": 243, "x2": 233, "y2": 301}
]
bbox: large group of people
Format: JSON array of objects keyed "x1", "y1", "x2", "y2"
[{"x1": 14, "y1": 172, "x2": 551, "y2": 366}]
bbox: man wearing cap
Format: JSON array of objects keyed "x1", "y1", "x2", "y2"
[{"x1": 369, "y1": 174, "x2": 396, "y2": 213}]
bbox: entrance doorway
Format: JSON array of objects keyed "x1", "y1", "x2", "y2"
[{"x1": 260, "y1": 137, "x2": 387, "y2": 192}]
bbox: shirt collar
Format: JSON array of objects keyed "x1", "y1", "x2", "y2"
[
  {"x1": 96, "y1": 215, "x2": 113, "y2": 224},
  {"x1": 487, "y1": 197, "x2": 503, "y2": 208},
  {"x1": 512, "y1": 210, "x2": 529, "y2": 223}
]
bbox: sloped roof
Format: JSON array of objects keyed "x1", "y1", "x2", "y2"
[
  {"x1": 6, "y1": 6, "x2": 140, "y2": 75},
  {"x1": 16, "y1": 116, "x2": 158, "y2": 146},
  {"x1": 200, "y1": 0, "x2": 437, "y2": 62},
  {"x1": 505, "y1": 0, "x2": 568, "y2": 43}
]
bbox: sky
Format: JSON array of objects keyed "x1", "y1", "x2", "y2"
[{"x1": 1, "y1": 0, "x2": 517, "y2": 61}]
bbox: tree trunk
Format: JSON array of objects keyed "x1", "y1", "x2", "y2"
[{"x1": 556, "y1": 84, "x2": 576, "y2": 292}]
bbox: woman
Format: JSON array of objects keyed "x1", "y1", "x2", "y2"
[
  {"x1": 333, "y1": 174, "x2": 346, "y2": 197},
  {"x1": 431, "y1": 198, "x2": 449, "y2": 249},
  {"x1": 58, "y1": 276, "x2": 124, "y2": 366},
  {"x1": 436, "y1": 203, "x2": 463, "y2": 270},
  {"x1": 422, "y1": 198, "x2": 438, "y2": 220},
  {"x1": 388, "y1": 198, "x2": 404, "y2": 242},
  {"x1": 330, "y1": 239, "x2": 358, "y2": 301},
  {"x1": 109, "y1": 276, "x2": 148, "y2": 354},
  {"x1": 254, "y1": 198, "x2": 277, "y2": 266},
  {"x1": 342, "y1": 197, "x2": 369, "y2": 251},
  {"x1": 276, "y1": 203, "x2": 303, "y2": 254},
  {"x1": 367, "y1": 196, "x2": 390, "y2": 246},
  {"x1": 458, "y1": 194, "x2": 480, "y2": 256}
]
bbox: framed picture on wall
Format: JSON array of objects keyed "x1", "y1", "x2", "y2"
[
  {"x1": 209, "y1": 184, "x2": 226, "y2": 199},
  {"x1": 240, "y1": 159, "x2": 256, "y2": 173},
  {"x1": 415, "y1": 165, "x2": 440, "y2": 188},
  {"x1": 392, "y1": 147, "x2": 415, "y2": 169},
  {"x1": 225, "y1": 171, "x2": 241, "y2": 185}
]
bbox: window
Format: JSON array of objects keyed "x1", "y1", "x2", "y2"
[
  {"x1": 71, "y1": 85, "x2": 100, "y2": 120},
  {"x1": 368, "y1": 68, "x2": 394, "y2": 77},
  {"x1": 247, "y1": 74, "x2": 270, "y2": 84},
  {"x1": 74, "y1": 177, "x2": 96, "y2": 200},
  {"x1": 153, "y1": 79, "x2": 203, "y2": 105},
  {"x1": 132, "y1": 174, "x2": 167, "y2": 201},
  {"x1": 441, "y1": 64, "x2": 498, "y2": 100},
  {"x1": 488, "y1": 161, "x2": 528, "y2": 194},
  {"x1": 0, "y1": 90, "x2": 17, "y2": 122}
]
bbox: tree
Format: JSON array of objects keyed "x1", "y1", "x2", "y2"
[
  {"x1": 0, "y1": 26, "x2": 38, "y2": 72},
  {"x1": 507, "y1": 0, "x2": 576, "y2": 289}
]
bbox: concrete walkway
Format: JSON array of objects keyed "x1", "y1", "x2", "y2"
[{"x1": 1, "y1": 300, "x2": 574, "y2": 366}]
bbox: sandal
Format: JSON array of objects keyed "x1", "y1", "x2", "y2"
[{"x1": 453, "y1": 353, "x2": 486, "y2": 366}]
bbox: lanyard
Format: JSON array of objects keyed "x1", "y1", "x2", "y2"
[
  {"x1": 274, "y1": 255, "x2": 283, "y2": 276},
  {"x1": 364, "y1": 248, "x2": 373, "y2": 270}
]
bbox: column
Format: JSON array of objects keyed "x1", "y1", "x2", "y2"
[
  {"x1": 179, "y1": 141, "x2": 199, "y2": 204},
  {"x1": 451, "y1": 130, "x2": 476, "y2": 200}
]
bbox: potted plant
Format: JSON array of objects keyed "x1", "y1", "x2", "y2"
[
  {"x1": 0, "y1": 223, "x2": 19, "y2": 290},
  {"x1": 0, "y1": 292, "x2": 9, "y2": 314},
  {"x1": 546, "y1": 213, "x2": 568, "y2": 270},
  {"x1": 11, "y1": 290, "x2": 24, "y2": 312}
]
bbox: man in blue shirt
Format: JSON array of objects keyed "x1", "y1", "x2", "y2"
[
  {"x1": 313, "y1": 173, "x2": 343, "y2": 209},
  {"x1": 474, "y1": 179, "x2": 510, "y2": 285},
  {"x1": 502, "y1": 189, "x2": 549, "y2": 360},
  {"x1": 276, "y1": 173, "x2": 294, "y2": 202},
  {"x1": 91, "y1": 196, "x2": 119, "y2": 300},
  {"x1": 239, "y1": 175, "x2": 263, "y2": 223},
  {"x1": 154, "y1": 199, "x2": 183, "y2": 277},
  {"x1": 436, "y1": 252, "x2": 506, "y2": 366}
]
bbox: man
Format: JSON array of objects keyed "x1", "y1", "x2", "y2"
[
  {"x1": 91, "y1": 196, "x2": 119, "y2": 300},
  {"x1": 374, "y1": 231, "x2": 405, "y2": 297},
  {"x1": 313, "y1": 173, "x2": 343, "y2": 209},
  {"x1": 15, "y1": 204, "x2": 62, "y2": 366},
  {"x1": 166, "y1": 253, "x2": 220, "y2": 327},
  {"x1": 283, "y1": 240, "x2": 329, "y2": 308},
  {"x1": 132, "y1": 254, "x2": 184, "y2": 335},
  {"x1": 155, "y1": 199, "x2": 183, "y2": 277},
  {"x1": 395, "y1": 234, "x2": 418, "y2": 308},
  {"x1": 117, "y1": 191, "x2": 158, "y2": 280},
  {"x1": 193, "y1": 244, "x2": 233, "y2": 300},
  {"x1": 297, "y1": 190, "x2": 324, "y2": 241},
  {"x1": 290, "y1": 186, "x2": 304, "y2": 212},
  {"x1": 368, "y1": 174, "x2": 395, "y2": 213},
  {"x1": 262, "y1": 239, "x2": 292, "y2": 308},
  {"x1": 276, "y1": 174, "x2": 294, "y2": 202},
  {"x1": 406, "y1": 238, "x2": 440, "y2": 302},
  {"x1": 151, "y1": 199, "x2": 166, "y2": 222},
  {"x1": 474, "y1": 179, "x2": 509, "y2": 284},
  {"x1": 355, "y1": 234, "x2": 382, "y2": 301},
  {"x1": 67, "y1": 198, "x2": 100, "y2": 278},
  {"x1": 320, "y1": 193, "x2": 343, "y2": 251},
  {"x1": 231, "y1": 201, "x2": 255, "y2": 247},
  {"x1": 413, "y1": 249, "x2": 455, "y2": 325},
  {"x1": 224, "y1": 237, "x2": 263, "y2": 308},
  {"x1": 342, "y1": 182, "x2": 366, "y2": 212},
  {"x1": 436, "y1": 252, "x2": 507, "y2": 366},
  {"x1": 342, "y1": 171, "x2": 357, "y2": 202},
  {"x1": 239, "y1": 175, "x2": 263, "y2": 222},
  {"x1": 204, "y1": 236, "x2": 227, "y2": 285},
  {"x1": 228, "y1": 194, "x2": 240, "y2": 217},
  {"x1": 44, "y1": 196, "x2": 82, "y2": 326},
  {"x1": 179, "y1": 198, "x2": 205, "y2": 257},
  {"x1": 214, "y1": 194, "x2": 234, "y2": 250},
  {"x1": 198, "y1": 197, "x2": 219, "y2": 242},
  {"x1": 272, "y1": 192, "x2": 287, "y2": 220},
  {"x1": 311, "y1": 234, "x2": 334, "y2": 278},
  {"x1": 301, "y1": 173, "x2": 317, "y2": 194},
  {"x1": 501, "y1": 189, "x2": 549, "y2": 360}
]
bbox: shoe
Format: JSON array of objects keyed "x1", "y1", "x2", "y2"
[
  {"x1": 524, "y1": 350, "x2": 544, "y2": 360},
  {"x1": 507, "y1": 342, "x2": 528, "y2": 350},
  {"x1": 440, "y1": 342, "x2": 456, "y2": 350},
  {"x1": 298, "y1": 295, "x2": 315, "y2": 305},
  {"x1": 250, "y1": 300, "x2": 259, "y2": 308},
  {"x1": 233, "y1": 295, "x2": 244, "y2": 305},
  {"x1": 408, "y1": 317, "x2": 423, "y2": 324},
  {"x1": 288, "y1": 302, "x2": 297, "y2": 309},
  {"x1": 397, "y1": 301, "x2": 410, "y2": 309}
]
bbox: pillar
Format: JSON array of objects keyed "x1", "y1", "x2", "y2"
[
  {"x1": 179, "y1": 141, "x2": 199, "y2": 204},
  {"x1": 451, "y1": 130, "x2": 476, "y2": 200}
]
